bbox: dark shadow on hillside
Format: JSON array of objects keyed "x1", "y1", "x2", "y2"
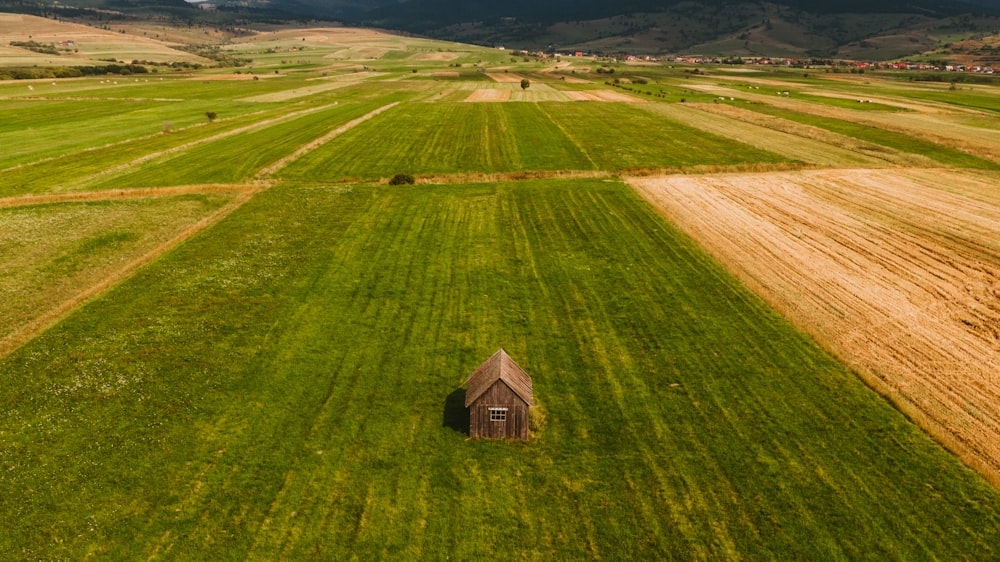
[{"x1": 443, "y1": 388, "x2": 469, "y2": 435}]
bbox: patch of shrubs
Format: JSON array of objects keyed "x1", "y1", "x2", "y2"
[
  {"x1": 9, "y1": 40, "x2": 61, "y2": 55},
  {"x1": 0, "y1": 64, "x2": 149, "y2": 80},
  {"x1": 388, "y1": 174, "x2": 415, "y2": 185}
]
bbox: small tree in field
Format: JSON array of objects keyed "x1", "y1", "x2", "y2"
[{"x1": 520, "y1": 79, "x2": 530, "y2": 90}]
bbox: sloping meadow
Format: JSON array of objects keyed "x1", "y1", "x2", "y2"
[{"x1": 2, "y1": 179, "x2": 998, "y2": 559}]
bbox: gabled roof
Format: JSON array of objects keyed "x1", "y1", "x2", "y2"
[{"x1": 465, "y1": 348, "x2": 533, "y2": 407}]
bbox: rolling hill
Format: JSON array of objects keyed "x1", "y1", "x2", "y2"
[{"x1": 3, "y1": 0, "x2": 999, "y2": 57}]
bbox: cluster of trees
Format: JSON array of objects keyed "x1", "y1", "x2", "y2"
[
  {"x1": 0, "y1": 63, "x2": 149, "y2": 80},
  {"x1": 9, "y1": 40, "x2": 64, "y2": 55}
]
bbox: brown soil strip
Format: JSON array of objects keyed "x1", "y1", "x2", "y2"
[
  {"x1": 415, "y1": 53, "x2": 460, "y2": 61},
  {"x1": 463, "y1": 89, "x2": 511, "y2": 102},
  {"x1": 566, "y1": 90, "x2": 646, "y2": 103},
  {"x1": 485, "y1": 72, "x2": 525, "y2": 83},
  {"x1": 382, "y1": 163, "x2": 804, "y2": 186},
  {"x1": 630, "y1": 168, "x2": 1000, "y2": 486},
  {"x1": 0, "y1": 184, "x2": 254, "y2": 209}
]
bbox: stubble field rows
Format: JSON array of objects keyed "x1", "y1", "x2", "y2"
[{"x1": 631, "y1": 167, "x2": 1000, "y2": 482}]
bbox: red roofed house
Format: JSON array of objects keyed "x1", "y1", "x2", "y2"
[{"x1": 465, "y1": 349, "x2": 534, "y2": 440}]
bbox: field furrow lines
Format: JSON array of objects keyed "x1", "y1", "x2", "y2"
[
  {"x1": 725, "y1": 89, "x2": 1000, "y2": 163},
  {"x1": 0, "y1": 185, "x2": 264, "y2": 358},
  {"x1": 643, "y1": 102, "x2": 886, "y2": 167},
  {"x1": 255, "y1": 102, "x2": 401, "y2": 179},
  {"x1": 632, "y1": 168, "x2": 1000, "y2": 482},
  {"x1": 76, "y1": 102, "x2": 344, "y2": 189}
]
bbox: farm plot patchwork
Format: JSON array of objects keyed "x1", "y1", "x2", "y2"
[
  {"x1": 4, "y1": 31, "x2": 1000, "y2": 559},
  {"x1": 0, "y1": 192, "x2": 238, "y2": 353},
  {"x1": 0, "y1": 97, "x2": 273, "y2": 169},
  {"x1": 1, "y1": 180, "x2": 999, "y2": 559},
  {"x1": 85, "y1": 99, "x2": 396, "y2": 189},
  {"x1": 736, "y1": 102, "x2": 1000, "y2": 169},
  {"x1": 0, "y1": 103, "x2": 320, "y2": 197},
  {"x1": 724, "y1": 87, "x2": 1000, "y2": 165},
  {"x1": 631, "y1": 168, "x2": 1000, "y2": 483}
]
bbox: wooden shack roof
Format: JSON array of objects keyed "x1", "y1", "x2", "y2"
[{"x1": 465, "y1": 349, "x2": 533, "y2": 407}]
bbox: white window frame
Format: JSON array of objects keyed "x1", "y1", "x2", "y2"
[{"x1": 488, "y1": 407, "x2": 508, "y2": 422}]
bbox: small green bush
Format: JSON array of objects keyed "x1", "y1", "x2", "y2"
[{"x1": 388, "y1": 173, "x2": 415, "y2": 185}]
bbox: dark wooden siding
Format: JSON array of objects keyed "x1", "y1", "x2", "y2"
[{"x1": 469, "y1": 381, "x2": 530, "y2": 440}]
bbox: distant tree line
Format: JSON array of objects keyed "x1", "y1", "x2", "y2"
[{"x1": 0, "y1": 64, "x2": 150, "y2": 80}]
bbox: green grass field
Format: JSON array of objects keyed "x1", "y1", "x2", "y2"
[
  {"x1": 3, "y1": 180, "x2": 999, "y2": 559},
  {"x1": 280, "y1": 101, "x2": 789, "y2": 181},
  {"x1": 3, "y1": 24, "x2": 1000, "y2": 560}
]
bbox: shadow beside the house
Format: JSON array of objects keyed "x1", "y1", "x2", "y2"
[{"x1": 443, "y1": 388, "x2": 469, "y2": 435}]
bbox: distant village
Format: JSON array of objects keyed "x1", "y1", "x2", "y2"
[{"x1": 505, "y1": 48, "x2": 1000, "y2": 75}]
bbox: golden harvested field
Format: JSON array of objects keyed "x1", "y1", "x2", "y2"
[
  {"x1": 643, "y1": 103, "x2": 887, "y2": 166},
  {"x1": 463, "y1": 88, "x2": 511, "y2": 101},
  {"x1": 630, "y1": 168, "x2": 1000, "y2": 482},
  {"x1": 0, "y1": 13, "x2": 207, "y2": 65},
  {"x1": 485, "y1": 71, "x2": 527, "y2": 82},
  {"x1": 683, "y1": 103, "x2": 938, "y2": 167},
  {"x1": 686, "y1": 79, "x2": 1000, "y2": 163},
  {"x1": 566, "y1": 90, "x2": 645, "y2": 102}
]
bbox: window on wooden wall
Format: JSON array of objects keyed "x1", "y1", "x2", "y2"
[{"x1": 489, "y1": 407, "x2": 508, "y2": 422}]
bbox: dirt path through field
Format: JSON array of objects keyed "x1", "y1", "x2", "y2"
[
  {"x1": 0, "y1": 184, "x2": 254, "y2": 209},
  {"x1": 630, "y1": 168, "x2": 1000, "y2": 484}
]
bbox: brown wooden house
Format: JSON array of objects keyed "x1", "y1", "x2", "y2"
[{"x1": 465, "y1": 349, "x2": 534, "y2": 440}]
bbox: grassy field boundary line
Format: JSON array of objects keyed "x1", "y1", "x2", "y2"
[
  {"x1": 0, "y1": 184, "x2": 254, "y2": 209},
  {"x1": 255, "y1": 102, "x2": 401, "y2": 179},
  {"x1": 76, "y1": 102, "x2": 345, "y2": 187},
  {"x1": 294, "y1": 163, "x2": 808, "y2": 187},
  {"x1": 0, "y1": 184, "x2": 267, "y2": 360}
]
